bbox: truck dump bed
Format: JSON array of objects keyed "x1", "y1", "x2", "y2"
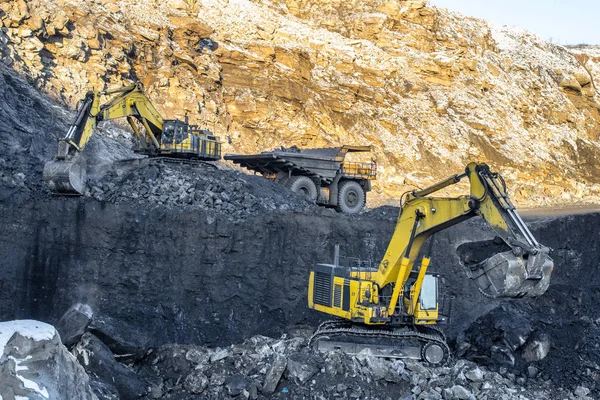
[{"x1": 225, "y1": 145, "x2": 375, "y2": 183}]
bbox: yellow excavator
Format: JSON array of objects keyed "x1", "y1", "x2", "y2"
[
  {"x1": 308, "y1": 162, "x2": 554, "y2": 365},
  {"x1": 43, "y1": 83, "x2": 221, "y2": 195}
]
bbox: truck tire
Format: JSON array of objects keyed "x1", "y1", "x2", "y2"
[
  {"x1": 286, "y1": 176, "x2": 317, "y2": 201},
  {"x1": 336, "y1": 180, "x2": 365, "y2": 214}
]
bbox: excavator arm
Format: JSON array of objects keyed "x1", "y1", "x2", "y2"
[
  {"x1": 43, "y1": 83, "x2": 167, "y2": 195},
  {"x1": 309, "y1": 162, "x2": 554, "y2": 326},
  {"x1": 377, "y1": 162, "x2": 552, "y2": 301}
]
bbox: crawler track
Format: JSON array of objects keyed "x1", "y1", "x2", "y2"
[
  {"x1": 113, "y1": 156, "x2": 219, "y2": 170},
  {"x1": 309, "y1": 319, "x2": 451, "y2": 366}
]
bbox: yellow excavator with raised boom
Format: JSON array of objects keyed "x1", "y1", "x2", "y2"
[
  {"x1": 308, "y1": 162, "x2": 554, "y2": 365},
  {"x1": 44, "y1": 83, "x2": 221, "y2": 195}
]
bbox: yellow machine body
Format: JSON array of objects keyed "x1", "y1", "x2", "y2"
[
  {"x1": 44, "y1": 83, "x2": 221, "y2": 195},
  {"x1": 308, "y1": 162, "x2": 554, "y2": 330}
]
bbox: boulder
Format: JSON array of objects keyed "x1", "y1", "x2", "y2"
[
  {"x1": 210, "y1": 347, "x2": 230, "y2": 362},
  {"x1": 224, "y1": 373, "x2": 250, "y2": 396},
  {"x1": 575, "y1": 385, "x2": 591, "y2": 397},
  {"x1": 0, "y1": 320, "x2": 97, "y2": 399},
  {"x1": 262, "y1": 355, "x2": 287, "y2": 394},
  {"x1": 464, "y1": 366, "x2": 484, "y2": 382},
  {"x1": 521, "y1": 332, "x2": 550, "y2": 362},
  {"x1": 574, "y1": 72, "x2": 591, "y2": 87},
  {"x1": 183, "y1": 370, "x2": 209, "y2": 394},
  {"x1": 559, "y1": 76, "x2": 582, "y2": 92},
  {"x1": 56, "y1": 303, "x2": 94, "y2": 348},
  {"x1": 90, "y1": 379, "x2": 120, "y2": 400},
  {"x1": 73, "y1": 332, "x2": 146, "y2": 400},
  {"x1": 88, "y1": 315, "x2": 150, "y2": 361},
  {"x1": 450, "y1": 384, "x2": 473, "y2": 399},
  {"x1": 527, "y1": 365, "x2": 538, "y2": 378},
  {"x1": 284, "y1": 352, "x2": 319, "y2": 384}
]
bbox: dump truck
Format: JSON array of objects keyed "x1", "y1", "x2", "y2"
[{"x1": 225, "y1": 145, "x2": 376, "y2": 213}]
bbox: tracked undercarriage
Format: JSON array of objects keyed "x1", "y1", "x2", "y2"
[{"x1": 309, "y1": 320, "x2": 450, "y2": 366}]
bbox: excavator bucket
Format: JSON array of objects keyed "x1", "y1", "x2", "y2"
[
  {"x1": 460, "y1": 241, "x2": 554, "y2": 298},
  {"x1": 43, "y1": 158, "x2": 87, "y2": 195}
]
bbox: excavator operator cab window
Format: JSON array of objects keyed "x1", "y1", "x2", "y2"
[
  {"x1": 419, "y1": 275, "x2": 438, "y2": 311},
  {"x1": 162, "y1": 120, "x2": 188, "y2": 145}
]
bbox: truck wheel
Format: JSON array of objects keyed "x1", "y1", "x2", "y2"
[
  {"x1": 336, "y1": 180, "x2": 365, "y2": 214},
  {"x1": 287, "y1": 176, "x2": 317, "y2": 201}
]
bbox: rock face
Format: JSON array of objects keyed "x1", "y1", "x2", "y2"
[
  {"x1": 0, "y1": 320, "x2": 97, "y2": 400},
  {"x1": 1, "y1": 0, "x2": 600, "y2": 207}
]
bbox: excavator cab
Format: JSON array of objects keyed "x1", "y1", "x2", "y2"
[
  {"x1": 407, "y1": 274, "x2": 440, "y2": 325},
  {"x1": 152, "y1": 120, "x2": 221, "y2": 160}
]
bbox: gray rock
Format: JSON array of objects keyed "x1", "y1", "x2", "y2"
[
  {"x1": 262, "y1": 355, "x2": 287, "y2": 394},
  {"x1": 183, "y1": 370, "x2": 208, "y2": 394},
  {"x1": 88, "y1": 315, "x2": 150, "y2": 362},
  {"x1": 0, "y1": 320, "x2": 97, "y2": 400},
  {"x1": 575, "y1": 385, "x2": 590, "y2": 397},
  {"x1": 185, "y1": 348, "x2": 210, "y2": 367},
  {"x1": 56, "y1": 303, "x2": 93, "y2": 348},
  {"x1": 527, "y1": 365, "x2": 538, "y2": 378},
  {"x1": 420, "y1": 389, "x2": 443, "y2": 400},
  {"x1": 73, "y1": 332, "x2": 146, "y2": 400},
  {"x1": 224, "y1": 373, "x2": 250, "y2": 396},
  {"x1": 285, "y1": 352, "x2": 319, "y2": 384},
  {"x1": 450, "y1": 385, "x2": 472, "y2": 400},
  {"x1": 148, "y1": 383, "x2": 164, "y2": 399},
  {"x1": 522, "y1": 332, "x2": 551, "y2": 362},
  {"x1": 210, "y1": 347, "x2": 230, "y2": 362},
  {"x1": 89, "y1": 379, "x2": 120, "y2": 400},
  {"x1": 464, "y1": 366, "x2": 484, "y2": 382},
  {"x1": 491, "y1": 344, "x2": 515, "y2": 366}
]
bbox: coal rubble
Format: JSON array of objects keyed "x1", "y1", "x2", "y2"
[
  {"x1": 87, "y1": 158, "x2": 315, "y2": 221},
  {"x1": 136, "y1": 334, "x2": 557, "y2": 400},
  {"x1": 51, "y1": 313, "x2": 563, "y2": 400}
]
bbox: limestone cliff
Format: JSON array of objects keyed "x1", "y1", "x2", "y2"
[{"x1": 1, "y1": 0, "x2": 600, "y2": 206}]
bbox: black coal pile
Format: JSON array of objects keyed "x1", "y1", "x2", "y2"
[
  {"x1": 87, "y1": 158, "x2": 316, "y2": 220},
  {"x1": 458, "y1": 213, "x2": 600, "y2": 398},
  {"x1": 0, "y1": 63, "x2": 67, "y2": 199}
]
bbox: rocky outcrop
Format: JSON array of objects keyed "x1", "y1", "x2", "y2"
[
  {"x1": 73, "y1": 332, "x2": 147, "y2": 400},
  {"x1": 1, "y1": 0, "x2": 600, "y2": 207},
  {"x1": 0, "y1": 320, "x2": 97, "y2": 399}
]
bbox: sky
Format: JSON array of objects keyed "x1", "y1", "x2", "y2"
[{"x1": 429, "y1": 0, "x2": 599, "y2": 45}]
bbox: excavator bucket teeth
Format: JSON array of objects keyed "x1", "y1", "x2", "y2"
[
  {"x1": 43, "y1": 159, "x2": 87, "y2": 195},
  {"x1": 467, "y1": 248, "x2": 554, "y2": 298}
]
